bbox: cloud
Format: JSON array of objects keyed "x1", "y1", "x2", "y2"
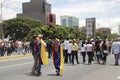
[
  {"x1": 2, "y1": 7, "x2": 17, "y2": 20},
  {"x1": 94, "y1": 18, "x2": 120, "y2": 33},
  {"x1": 50, "y1": 0, "x2": 120, "y2": 33},
  {"x1": 0, "y1": 0, "x2": 120, "y2": 33},
  {"x1": 0, "y1": 0, "x2": 30, "y2": 20},
  {"x1": 53, "y1": 0, "x2": 120, "y2": 15}
]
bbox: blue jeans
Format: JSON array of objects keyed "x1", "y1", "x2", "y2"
[
  {"x1": 47, "y1": 48, "x2": 52, "y2": 58},
  {"x1": 114, "y1": 54, "x2": 119, "y2": 65},
  {"x1": 37, "y1": 61, "x2": 42, "y2": 75}
]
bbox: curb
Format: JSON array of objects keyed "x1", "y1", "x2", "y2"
[{"x1": 0, "y1": 54, "x2": 32, "y2": 61}]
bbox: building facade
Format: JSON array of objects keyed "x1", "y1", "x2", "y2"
[
  {"x1": 86, "y1": 18, "x2": 96, "y2": 39},
  {"x1": 17, "y1": 0, "x2": 56, "y2": 25},
  {"x1": 97, "y1": 27, "x2": 111, "y2": 35},
  {"x1": 60, "y1": 15, "x2": 79, "y2": 28},
  {"x1": 80, "y1": 26, "x2": 86, "y2": 33}
]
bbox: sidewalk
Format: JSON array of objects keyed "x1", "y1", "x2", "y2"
[{"x1": 0, "y1": 54, "x2": 32, "y2": 60}]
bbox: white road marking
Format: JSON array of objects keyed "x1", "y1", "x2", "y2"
[
  {"x1": 0, "y1": 62, "x2": 33, "y2": 69},
  {"x1": 117, "y1": 76, "x2": 120, "y2": 79}
]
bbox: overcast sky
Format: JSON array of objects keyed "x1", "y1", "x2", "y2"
[{"x1": 0, "y1": 0, "x2": 120, "y2": 33}]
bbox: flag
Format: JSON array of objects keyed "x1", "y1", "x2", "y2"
[
  {"x1": 40, "y1": 39, "x2": 48, "y2": 65},
  {"x1": 52, "y1": 44, "x2": 64, "y2": 74},
  {"x1": 60, "y1": 45, "x2": 64, "y2": 74}
]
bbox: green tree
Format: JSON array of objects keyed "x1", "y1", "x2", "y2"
[
  {"x1": 108, "y1": 33, "x2": 120, "y2": 40},
  {"x1": 66, "y1": 27, "x2": 85, "y2": 39},
  {"x1": 2, "y1": 17, "x2": 42, "y2": 40},
  {"x1": 26, "y1": 27, "x2": 42, "y2": 40},
  {"x1": 2, "y1": 17, "x2": 86, "y2": 41}
]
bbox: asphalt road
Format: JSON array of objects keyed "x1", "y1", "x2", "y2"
[{"x1": 0, "y1": 54, "x2": 120, "y2": 80}]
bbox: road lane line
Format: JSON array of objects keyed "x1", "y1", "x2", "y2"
[
  {"x1": 117, "y1": 76, "x2": 120, "y2": 79},
  {"x1": 0, "y1": 62, "x2": 33, "y2": 69}
]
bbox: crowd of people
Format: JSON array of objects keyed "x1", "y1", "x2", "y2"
[
  {"x1": 0, "y1": 35, "x2": 120, "y2": 77},
  {"x1": 0, "y1": 40, "x2": 30, "y2": 56},
  {"x1": 56, "y1": 37, "x2": 120, "y2": 66},
  {"x1": 29, "y1": 34, "x2": 120, "y2": 77},
  {"x1": 62, "y1": 37, "x2": 120, "y2": 66},
  {"x1": 29, "y1": 34, "x2": 64, "y2": 76}
]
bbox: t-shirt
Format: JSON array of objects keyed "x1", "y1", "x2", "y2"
[{"x1": 86, "y1": 44, "x2": 93, "y2": 52}]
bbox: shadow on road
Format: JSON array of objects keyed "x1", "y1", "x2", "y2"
[
  {"x1": 108, "y1": 64, "x2": 119, "y2": 66},
  {"x1": 47, "y1": 74, "x2": 62, "y2": 76},
  {"x1": 22, "y1": 72, "x2": 36, "y2": 76}
]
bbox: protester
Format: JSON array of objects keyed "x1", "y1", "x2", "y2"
[
  {"x1": 71, "y1": 39, "x2": 79, "y2": 65},
  {"x1": 63, "y1": 38, "x2": 69, "y2": 63},
  {"x1": 67, "y1": 40, "x2": 72, "y2": 64},
  {"x1": 17, "y1": 40, "x2": 23, "y2": 55},
  {"x1": 29, "y1": 35, "x2": 40, "y2": 76},
  {"x1": 95, "y1": 36, "x2": 101, "y2": 64},
  {"x1": 86, "y1": 40, "x2": 94, "y2": 65},
  {"x1": 37, "y1": 34, "x2": 48, "y2": 76},
  {"x1": 0, "y1": 42, "x2": 5, "y2": 56},
  {"x1": 101, "y1": 40, "x2": 109, "y2": 65},
  {"x1": 52, "y1": 38, "x2": 64, "y2": 75},
  {"x1": 46, "y1": 39, "x2": 52, "y2": 58},
  {"x1": 111, "y1": 39, "x2": 120, "y2": 66},
  {"x1": 80, "y1": 40, "x2": 87, "y2": 64}
]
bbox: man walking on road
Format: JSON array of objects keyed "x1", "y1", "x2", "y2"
[
  {"x1": 29, "y1": 35, "x2": 41, "y2": 76},
  {"x1": 46, "y1": 39, "x2": 52, "y2": 58},
  {"x1": 111, "y1": 39, "x2": 120, "y2": 66}
]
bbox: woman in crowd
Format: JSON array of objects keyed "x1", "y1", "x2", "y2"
[
  {"x1": 86, "y1": 40, "x2": 94, "y2": 65},
  {"x1": 71, "y1": 39, "x2": 79, "y2": 65},
  {"x1": 101, "y1": 40, "x2": 109, "y2": 65},
  {"x1": 80, "y1": 40, "x2": 87, "y2": 64}
]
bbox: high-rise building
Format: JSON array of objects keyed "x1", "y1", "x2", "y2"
[
  {"x1": 60, "y1": 15, "x2": 79, "y2": 28},
  {"x1": 17, "y1": 0, "x2": 56, "y2": 25},
  {"x1": 118, "y1": 25, "x2": 120, "y2": 35},
  {"x1": 86, "y1": 18, "x2": 96, "y2": 39}
]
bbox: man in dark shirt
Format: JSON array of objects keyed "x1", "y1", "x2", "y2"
[
  {"x1": 29, "y1": 35, "x2": 41, "y2": 76},
  {"x1": 46, "y1": 39, "x2": 52, "y2": 58},
  {"x1": 95, "y1": 37, "x2": 101, "y2": 64}
]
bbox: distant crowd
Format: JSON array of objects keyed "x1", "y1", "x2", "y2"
[
  {"x1": 0, "y1": 37, "x2": 120, "y2": 66},
  {"x1": 46, "y1": 37, "x2": 120, "y2": 66},
  {"x1": 0, "y1": 40, "x2": 30, "y2": 56}
]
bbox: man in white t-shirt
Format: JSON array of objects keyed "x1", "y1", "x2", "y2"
[
  {"x1": 111, "y1": 39, "x2": 120, "y2": 66},
  {"x1": 63, "y1": 38, "x2": 69, "y2": 63},
  {"x1": 67, "y1": 40, "x2": 72, "y2": 64}
]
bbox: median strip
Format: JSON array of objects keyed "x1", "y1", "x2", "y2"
[{"x1": 0, "y1": 54, "x2": 32, "y2": 60}]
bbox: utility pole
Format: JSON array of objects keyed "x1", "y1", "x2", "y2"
[
  {"x1": 0, "y1": 0, "x2": 10, "y2": 39},
  {"x1": 0, "y1": 2, "x2": 3, "y2": 39}
]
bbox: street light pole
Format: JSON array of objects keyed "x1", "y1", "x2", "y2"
[
  {"x1": 0, "y1": 0, "x2": 10, "y2": 39},
  {"x1": 0, "y1": 3, "x2": 3, "y2": 39}
]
